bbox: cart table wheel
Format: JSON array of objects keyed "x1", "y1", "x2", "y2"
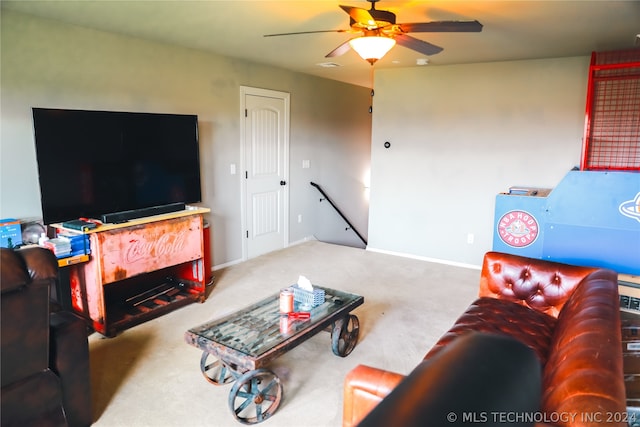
[
  {"x1": 228, "y1": 368, "x2": 283, "y2": 424},
  {"x1": 331, "y1": 314, "x2": 359, "y2": 357},
  {"x1": 200, "y1": 351, "x2": 234, "y2": 385}
]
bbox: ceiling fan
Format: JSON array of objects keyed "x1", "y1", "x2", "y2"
[{"x1": 264, "y1": 0, "x2": 483, "y2": 64}]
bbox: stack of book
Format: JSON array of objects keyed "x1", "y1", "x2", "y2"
[
  {"x1": 42, "y1": 237, "x2": 71, "y2": 258},
  {"x1": 56, "y1": 233, "x2": 91, "y2": 257}
]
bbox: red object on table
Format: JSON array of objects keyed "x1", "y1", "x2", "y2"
[{"x1": 288, "y1": 312, "x2": 310, "y2": 319}]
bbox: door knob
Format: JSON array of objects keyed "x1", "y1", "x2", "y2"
[{"x1": 280, "y1": 180, "x2": 286, "y2": 186}]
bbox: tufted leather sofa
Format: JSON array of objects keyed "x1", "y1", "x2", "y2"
[
  {"x1": 343, "y1": 251, "x2": 627, "y2": 427},
  {"x1": 1, "y1": 247, "x2": 92, "y2": 427}
]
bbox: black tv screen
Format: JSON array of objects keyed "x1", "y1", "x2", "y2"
[{"x1": 32, "y1": 108, "x2": 202, "y2": 224}]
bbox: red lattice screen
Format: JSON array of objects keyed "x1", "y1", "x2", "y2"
[{"x1": 581, "y1": 48, "x2": 640, "y2": 171}]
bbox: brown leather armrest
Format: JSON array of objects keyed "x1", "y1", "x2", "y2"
[
  {"x1": 1, "y1": 248, "x2": 30, "y2": 293},
  {"x1": 1, "y1": 247, "x2": 58, "y2": 294},
  {"x1": 19, "y1": 246, "x2": 58, "y2": 281},
  {"x1": 343, "y1": 365, "x2": 405, "y2": 427},
  {"x1": 542, "y1": 272, "x2": 626, "y2": 424}
]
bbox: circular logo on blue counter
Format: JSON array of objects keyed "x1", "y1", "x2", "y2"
[
  {"x1": 497, "y1": 210, "x2": 539, "y2": 248},
  {"x1": 619, "y1": 192, "x2": 640, "y2": 224}
]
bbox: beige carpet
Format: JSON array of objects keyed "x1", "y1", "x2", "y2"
[{"x1": 88, "y1": 241, "x2": 480, "y2": 427}]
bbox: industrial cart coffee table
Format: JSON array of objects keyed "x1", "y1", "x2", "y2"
[{"x1": 184, "y1": 286, "x2": 364, "y2": 424}]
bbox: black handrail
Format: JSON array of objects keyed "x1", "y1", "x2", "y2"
[{"x1": 310, "y1": 182, "x2": 367, "y2": 246}]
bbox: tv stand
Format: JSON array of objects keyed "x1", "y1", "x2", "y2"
[{"x1": 54, "y1": 207, "x2": 210, "y2": 337}]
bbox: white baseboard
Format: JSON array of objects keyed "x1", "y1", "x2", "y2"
[
  {"x1": 366, "y1": 246, "x2": 481, "y2": 270},
  {"x1": 287, "y1": 235, "x2": 318, "y2": 247},
  {"x1": 212, "y1": 258, "x2": 243, "y2": 271},
  {"x1": 213, "y1": 236, "x2": 318, "y2": 271}
]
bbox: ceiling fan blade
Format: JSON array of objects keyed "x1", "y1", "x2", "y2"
[
  {"x1": 394, "y1": 34, "x2": 443, "y2": 56},
  {"x1": 325, "y1": 40, "x2": 352, "y2": 58},
  {"x1": 264, "y1": 29, "x2": 348, "y2": 37},
  {"x1": 340, "y1": 5, "x2": 377, "y2": 27},
  {"x1": 399, "y1": 20, "x2": 483, "y2": 33}
]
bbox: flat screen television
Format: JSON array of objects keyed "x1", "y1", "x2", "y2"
[{"x1": 32, "y1": 108, "x2": 202, "y2": 225}]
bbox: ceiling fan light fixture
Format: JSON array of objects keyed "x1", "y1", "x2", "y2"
[{"x1": 349, "y1": 36, "x2": 396, "y2": 65}]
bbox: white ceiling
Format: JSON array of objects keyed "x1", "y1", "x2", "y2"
[{"x1": 2, "y1": 0, "x2": 639, "y2": 87}]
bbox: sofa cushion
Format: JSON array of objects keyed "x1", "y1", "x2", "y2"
[
  {"x1": 479, "y1": 251, "x2": 599, "y2": 318},
  {"x1": 50, "y1": 311, "x2": 92, "y2": 427},
  {"x1": 1, "y1": 275, "x2": 50, "y2": 387},
  {"x1": 0, "y1": 369, "x2": 66, "y2": 427},
  {"x1": 424, "y1": 297, "x2": 557, "y2": 365}
]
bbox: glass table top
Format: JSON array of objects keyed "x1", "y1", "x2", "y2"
[{"x1": 186, "y1": 286, "x2": 363, "y2": 359}]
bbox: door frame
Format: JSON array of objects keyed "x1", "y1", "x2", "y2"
[{"x1": 239, "y1": 86, "x2": 290, "y2": 261}]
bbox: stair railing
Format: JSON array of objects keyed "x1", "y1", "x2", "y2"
[{"x1": 310, "y1": 182, "x2": 367, "y2": 246}]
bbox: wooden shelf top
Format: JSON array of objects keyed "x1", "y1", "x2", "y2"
[{"x1": 51, "y1": 206, "x2": 210, "y2": 234}]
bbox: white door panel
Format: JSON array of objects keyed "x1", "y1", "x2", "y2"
[{"x1": 241, "y1": 88, "x2": 289, "y2": 259}]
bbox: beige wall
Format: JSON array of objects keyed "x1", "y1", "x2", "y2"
[
  {"x1": 1, "y1": 10, "x2": 597, "y2": 269},
  {"x1": 368, "y1": 57, "x2": 591, "y2": 266},
  {"x1": 0, "y1": 10, "x2": 372, "y2": 266}
]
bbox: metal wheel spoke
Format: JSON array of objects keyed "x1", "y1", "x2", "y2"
[
  {"x1": 261, "y1": 379, "x2": 277, "y2": 394},
  {"x1": 236, "y1": 391, "x2": 253, "y2": 399},
  {"x1": 255, "y1": 403, "x2": 263, "y2": 422},
  {"x1": 235, "y1": 397, "x2": 253, "y2": 415},
  {"x1": 218, "y1": 365, "x2": 229, "y2": 382},
  {"x1": 262, "y1": 394, "x2": 277, "y2": 402},
  {"x1": 344, "y1": 328, "x2": 357, "y2": 342}
]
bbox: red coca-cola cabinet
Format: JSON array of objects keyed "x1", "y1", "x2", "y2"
[{"x1": 60, "y1": 208, "x2": 210, "y2": 337}]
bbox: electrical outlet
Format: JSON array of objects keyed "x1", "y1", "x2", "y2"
[
  {"x1": 467, "y1": 233, "x2": 474, "y2": 244},
  {"x1": 298, "y1": 214, "x2": 303, "y2": 223}
]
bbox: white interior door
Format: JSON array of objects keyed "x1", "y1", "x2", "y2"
[{"x1": 241, "y1": 87, "x2": 289, "y2": 260}]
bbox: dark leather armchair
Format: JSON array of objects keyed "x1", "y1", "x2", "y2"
[{"x1": 1, "y1": 247, "x2": 92, "y2": 427}]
